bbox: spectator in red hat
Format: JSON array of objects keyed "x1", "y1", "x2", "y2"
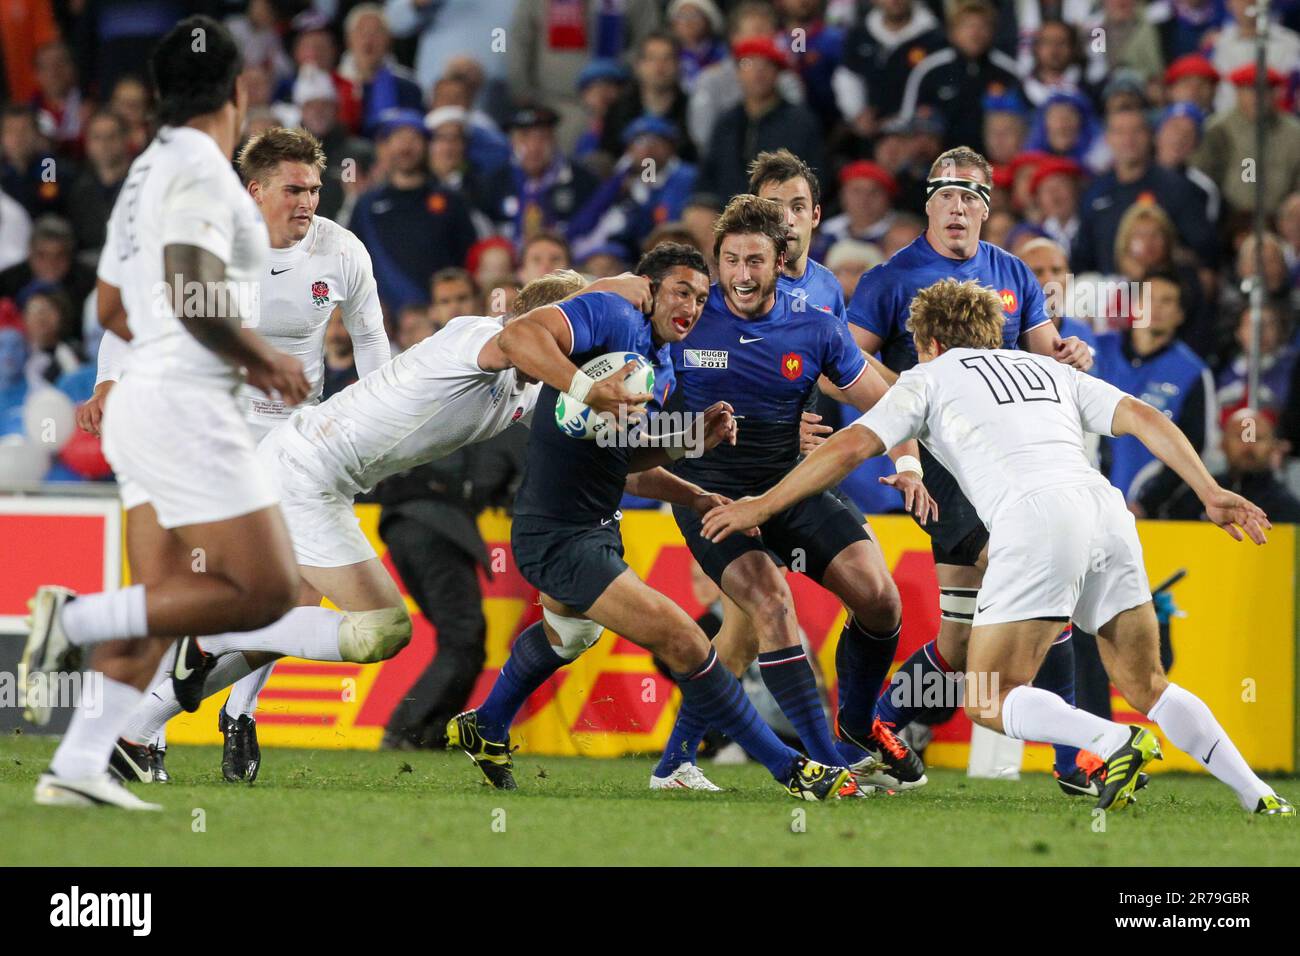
[
  {"x1": 1164, "y1": 54, "x2": 1220, "y2": 114},
  {"x1": 1192, "y1": 64, "x2": 1300, "y2": 222},
  {"x1": 697, "y1": 34, "x2": 823, "y2": 203},
  {"x1": 1209, "y1": 0, "x2": 1300, "y2": 113},
  {"x1": 812, "y1": 161, "x2": 897, "y2": 260},
  {"x1": 1029, "y1": 157, "x2": 1084, "y2": 250},
  {"x1": 1160, "y1": 407, "x2": 1300, "y2": 522},
  {"x1": 466, "y1": 237, "x2": 516, "y2": 290},
  {"x1": 687, "y1": 2, "x2": 804, "y2": 151}
]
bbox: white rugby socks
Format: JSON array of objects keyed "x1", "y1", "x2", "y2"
[
  {"x1": 61, "y1": 585, "x2": 148, "y2": 646},
  {"x1": 224, "y1": 663, "x2": 276, "y2": 719},
  {"x1": 198, "y1": 606, "x2": 344, "y2": 661},
  {"x1": 121, "y1": 652, "x2": 254, "y2": 745},
  {"x1": 1147, "y1": 683, "x2": 1273, "y2": 810},
  {"x1": 1000, "y1": 684, "x2": 1132, "y2": 757},
  {"x1": 49, "y1": 675, "x2": 144, "y2": 779}
]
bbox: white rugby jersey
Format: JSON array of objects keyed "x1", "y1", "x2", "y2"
[
  {"x1": 97, "y1": 126, "x2": 268, "y2": 386},
  {"x1": 855, "y1": 348, "x2": 1129, "y2": 526},
  {"x1": 239, "y1": 215, "x2": 389, "y2": 431},
  {"x1": 275, "y1": 314, "x2": 537, "y2": 496}
]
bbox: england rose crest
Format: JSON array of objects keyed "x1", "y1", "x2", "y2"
[{"x1": 311, "y1": 280, "x2": 330, "y2": 307}]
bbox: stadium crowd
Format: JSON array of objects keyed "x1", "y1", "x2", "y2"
[{"x1": 1, "y1": 0, "x2": 1299, "y2": 521}]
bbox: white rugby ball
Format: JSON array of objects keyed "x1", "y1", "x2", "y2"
[{"x1": 554, "y1": 351, "x2": 656, "y2": 440}]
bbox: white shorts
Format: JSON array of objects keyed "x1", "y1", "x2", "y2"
[
  {"x1": 103, "y1": 376, "x2": 278, "y2": 529},
  {"x1": 254, "y1": 427, "x2": 375, "y2": 568},
  {"x1": 974, "y1": 482, "x2": 1152, "y2": 635}
]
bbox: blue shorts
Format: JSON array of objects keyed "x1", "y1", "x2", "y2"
[
  {"x1": 915, "y1": 448, "x2": 988, "y2": 567},
  {"x1": 674, "y1": 490, "x2": 870, "y2": 587},
  {"x1": 511, "y1": 513, "x2": 628, "y2": 613}
]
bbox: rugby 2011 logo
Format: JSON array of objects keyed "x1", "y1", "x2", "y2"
[
  {"x1": 683, "y1": 349, "x2": 728, "y2": 369},
  {"x1": 311, "y1": 280, "x2": 331, "y2": 308}
]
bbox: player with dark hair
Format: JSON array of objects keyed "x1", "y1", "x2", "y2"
[
  {"x1": 650, "y1": 152, "x2": 927, "y2": 790},
  {"x1": 643, "y1": 196, "x2": 935, "y2": 791},
  {"x1": 447, "y1": 242, "x2": 862, "y2": 801},
  {"x1": 703, "y1": 277, "x2": 1293, "y2": 817},
  {"x1": 20, "y1": 16, "x2": 310, "y2": 809},
  {"x1": 846, "y1": 145, "x2": 1105, "y2": 794}
]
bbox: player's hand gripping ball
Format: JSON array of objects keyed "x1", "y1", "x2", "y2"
[{"x1": 554, "y1": 351, "x2": 655, "y2": 440}]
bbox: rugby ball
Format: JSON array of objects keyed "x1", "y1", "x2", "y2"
[{"x1": 554, "y1": 351, "x2": 655, "y2": 440}]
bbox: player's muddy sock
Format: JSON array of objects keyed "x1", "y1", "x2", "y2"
[
  {"x1": 758, "y1": 645, "x2": 842, "y2": 766},
  {"x1": 61, "y1": 584, "x2": 147, "y2": 646},
  {"x1": 49, "y1": 675, "x2": 145, "y2": 778},
  {"x1": 673, "y1": 649, "x2": 799, "y2": 782},
  {"x1": 199, "y1": 606, "x2": 344, "y2": 660},
  {"x1": 1001, "y1": 684, "x2": 1130, "y2": 756},
  {"x1": 874, "y1": 639, "x2": 960, "y2": 730},
  {"x1": 121, "y1": 652, "x2": 254, "y2": 744},
  {"x1": 224, "y1": 662, "x2": 275, "y2": 720},
  {"x1": 1034, "y1": 627, "x2": 1080, "y2": 776},
  {"x1": 835, "y1": 617, "x2": 900, "y2": 734},
  {"x1": 654, "y1": 703, "x2": 709, "y2": 777},
  {"x1": 475, "y1": 622, "x2": 565, "y2": 741},
  {"x1": 1148, "y1": 683, "x2": 1273, "y2": 810}
]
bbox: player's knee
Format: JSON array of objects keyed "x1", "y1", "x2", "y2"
[
  {"x1": 337, "y1": 606, "x2": 412, "y2": 663},
  {"x1": 847, "y1": 573, "x2": 901, "y2": 630},
  {"x1": 1120, "y1": 671, "x2": 1168, "y2": 714},
  {"x1": 543, "y1": 608, "x2": 603, "y2": 661}
]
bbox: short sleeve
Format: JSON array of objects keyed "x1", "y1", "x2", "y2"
[
  {"x1": 1074, "y1": 370, "x2": 1128, "y2": 437},
  {"x1": 160, "y1": 163, "x2": 237, "y2": 263},
  {"x1": 824, "y1": 316, "x2": 867, "y2": 389},
  {"x1": 556, "y1": 291, "x2": 630, "y2": 356},
  {"x1": 96, "y1": 329, "x2": 130, "y2": 386},
  {"x1": 96, "y1": 227, "x2": 122, "y2": 286},
  {"x1": 846, "y1": 265, "x2": 896, "y2": 339},
  {"x1": 1017, "y1": 261, "x2": 1051, "y2": 337},
  {"x1": 852, "y1": 367, "x2": 929, "y2": 449}
]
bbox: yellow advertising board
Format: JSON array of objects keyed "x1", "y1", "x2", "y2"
[{"x1": 163, "y1": 508, "x2": 1297, "y2": 773}]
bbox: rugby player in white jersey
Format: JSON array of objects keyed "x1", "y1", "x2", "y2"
[
  {"x1": 95, "y1": 126, "x2": 392, "y2": 784},
  {"x1": 105, "y1": 270, "x2": 683, "y2": 773},
  {"x1": 20, "y1": 17, "x2": 311, "y2": 809},
  {"x1": 703, "y1": 278, "x2": 1294, "y2": 816}
]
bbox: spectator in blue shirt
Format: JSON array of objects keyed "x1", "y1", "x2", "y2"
[{"x1": 349, "y1": 109, "x2": 478, "y2": 314}]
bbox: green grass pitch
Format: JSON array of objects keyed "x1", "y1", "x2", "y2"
[{"x1": 1, "y1": 735, "x2": 1295, "y2": 866}]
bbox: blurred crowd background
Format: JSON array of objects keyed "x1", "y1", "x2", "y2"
[{"x1": 1, "y1": 0, "x2": 1299, "y2": 524}]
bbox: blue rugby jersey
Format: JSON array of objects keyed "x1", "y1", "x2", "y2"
[
  {"x1": 513, "y1": 291, "x2": 676, "y2": 522},
  {"x1": 847, "y1": 236, "x2": 1050, "y2": 374},
  {"x1": 672, "y1": 284, "x2": 866, "y2": 493},
  {"x1": 778, "y1": 257, "x2": 847, "y2": 320}
]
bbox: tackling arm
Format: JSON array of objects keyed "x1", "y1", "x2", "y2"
[
  {"x1": 700, "y1": 424, "x2": 884, "y2": 542},
  {"x1": 1111, "y1": 396, "x2": 1270, "y2": 544}
]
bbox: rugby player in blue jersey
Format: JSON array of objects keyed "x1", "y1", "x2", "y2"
[
  {"x1": 446, "y1": 243, "x2": 861, "y2": 800},
  {"x1": 651, "y1": 153, "x2": 929, "y2": 791},
  {"x1": 649, "y1": 194, "x2": 936, "y2": 792},
  {"x1": 847, "y1": 146, "x2": 1105, "y2": 795}
]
